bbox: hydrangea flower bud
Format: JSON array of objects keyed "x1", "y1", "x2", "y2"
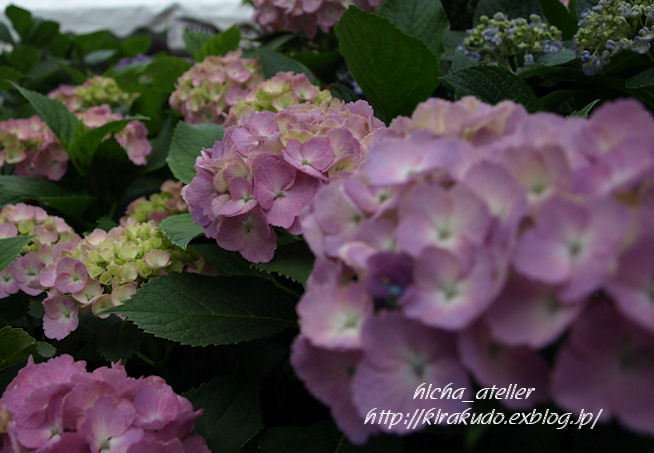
[
  {"x1": 48, "y1": 76, "x2": 137, "y2": 113},
  {"x1": 253, "y1": 0, "x2": 383, "y2": 38},
  {"x1": 0, "y1": 116, "x2": 69, "y2": 180},
  {"x1": 226, "y1": 72, "x2": 336, "y2": 125},
  {"x1": 292, "y1": 97, "x2": 654, "y2": 443},
  {"x1": 169, "y1": 50, "x2": 264, "y2": 124},
  {"x1": 574, "y1": 0, "x2": 654, "y2": 75},
  {"x1": 182, "y1": 98, "x2": 385, "y2": 263},
  {"x1": 0, "y1": 354, "x2": 210, "y2": 452},
  {"x1": 459, "y1": 12, "x2": 563, "y2": 70},
  {"x1": 121, "y1": 180, "x2": 187, "y2": 225},
  {"x1": 0, "y1": 203, "x2": 79, "y2": 299}
]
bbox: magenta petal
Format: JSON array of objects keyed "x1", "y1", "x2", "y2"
[{"x1": 133, "y1": 382, "x2": 180, "y2": 430}]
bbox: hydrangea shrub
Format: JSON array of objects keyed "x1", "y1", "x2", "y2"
[{"x1": 292, "y1": 96, "x2": 654, "y2": 443}]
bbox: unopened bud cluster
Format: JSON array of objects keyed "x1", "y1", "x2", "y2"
[
  {"x1": 460, "y1": 13, "x2": 563, "y2": 68},
  {"x1": 575, "y1": 0, "x2": 654, "y2": 75}
]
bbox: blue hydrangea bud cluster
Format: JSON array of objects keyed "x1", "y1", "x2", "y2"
[
  {"x1": 459, "y1": 13, "x2": 563, "y2": 69},
  {"x1": 575, "y1": 0, "x2": 654, "y2": 75}
]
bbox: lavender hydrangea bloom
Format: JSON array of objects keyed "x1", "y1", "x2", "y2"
[
  {"x1": 0, "y1": 355, "x2": 209, "y2": 452},
  {"x1": 182, "y1": 99, "x2": 384, "y2": 263},
  {"x1": 291, "y1": 96, "x2": 654, "y2": 442}
]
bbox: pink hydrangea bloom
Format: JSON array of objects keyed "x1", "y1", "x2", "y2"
[
  {"x1": 0, "y1": 203, "x2": 79, "y2": 300},
  {"x1": 253, "y1": 0, "x2": 383, "y2": 38},
  {"x1": 0, "y1": 116, "x2": 68, "y2": 181},
  {"x1": 182, "y1": 99, "x2": 384, "y2": 262},
  {"x1": 0, "y1": 355, "x2": 209, "y2": 452},
  {"x1": 291, "y1": 97, "x2": 654, "y2": 442},
  {"x1": 169, "y1": 50, "x2": 264, "y2": 124}
]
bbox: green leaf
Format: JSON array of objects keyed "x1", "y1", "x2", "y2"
[
  {"x1": 84, "y1": 49, "x2": 117, "y2": 66},
  {"x1": 450, "y1": 49, "x2": 477, "y2": 72},
  {"x1": 0, "y1": 236, "x2": 34, "y2": 272},
  {"x1": 568, "y1": 99, "x2": 600, "y2": 118},
  {"x1": 196, "y1": 25, "x2": 241, "y2": 60},
  {"x1": 0, "y1": 66, "x2": 23, "y2": 90},
  {"x1": 185, "y1": 375, "x2": 263, "y2": 453},
  {"x1": 254, "y1": 241, "x2": 314, "y2": 286},
  {"x1": 40, "y1": 195, "x2": 94, "y2": 219},
  {"x1": 145, "y1": 116, "x2": 177, "y2": 173},
  {"x1": 105, "y1": 273, "x2": 296, "y2": 346},
  {"x1": 0, "y1": 327, "x2": 38, "y2": 371},
  {"x1": 159, "y1": 213, "x2": 203, "y2": 249},
  {"x1": 5, "y1": 5, "x2": 34, "y2": 41},
  {"x1": 122, "y1": 35, "x2": 151, "y2": 57},
  {"x1": 166, "y1": 122, "x2": 224, "y2": 184},
  {"x1": 96, "y1": 321, "x2": 144, "y2": 362},
  {"x1": 191, "y1": 243, "x2": 262, "y2": 278},
  {"x1": 36, "y1": 341, "x2": 56, "y2": 358},
  {"x1": 376, "y1": 0, "x2": 449, "y2": 56},
  {"x1": 257, "y1": 48, "x2": 320, "y2": 85},
  {"x1": 626, "y1": 67, "x2": 654, "y2": 89},
  {"x1": 183, "y1": 30, "x2": 213, "y2": 60},
  {"x1": 538, "y1": 0, "x2": 577, "y2": 40},
  {"x1": 89, "y1": 137, "x2": 142, "y2": 195},
  {"x1": 0, "y1": 175, "x2": 70, "y2": 207},
  {"x1": 330, "y1": 83, "x2": 358, "y2": 103},
  {"x1": 96, "y1": 216, "x2": 119, "y2": 231},
  {"x1": 0, "y1": 21, "x2": 15, "y2": 45},
  {"x1": 335, "y1": 7, "x2": 440, "y2": 122},
  {"x1": 146, "y1": 56, "x2": 193, "y2": 92},
  {"x1": 13, "y1": 85, "x2": 82, "y2": 148},
  {"x1": 289, "y1": 50, "x2": 341, "y2": 82},
  {"x1": 443, "y1": 65, "x2": 539, "y2": 111},
  {"x1": 7, "y1": 45, "x2": 41, "y2": 73},
  {"x1": 28, "y1": 20, "x2": 59, "y2": 47},
  {"x1": 474, "y1": 0, "x2": 543, "y2": 23},
  {"x1": 70, "y1": 117, "x2": 141, "y2": 172}
]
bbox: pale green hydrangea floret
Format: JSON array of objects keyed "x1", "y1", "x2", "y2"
[
  {"x1": 460, "y1": 12, "x2": 563, "y2": 69},
  {"x1": 227, "y1": 72, "x2": 337, "y2": 125},
  {"x1": 120, "y1": 180, "x2": 187, "y2": 225},
  {"x1": 76, "y1": 76, "x2": 138, "y2": 109},
  {"x1": 575, "y1": 0, "x2": 654, "y2": 75},
  {"x1": 67, "y1": 220, "x2": 197, "y2": 291}
]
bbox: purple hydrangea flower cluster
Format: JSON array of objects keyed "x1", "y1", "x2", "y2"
[
  {"x1": 291, "y1": 96, "x2": 654, "y2": 443},
  {"x1": 0, "y1": 354, "x2": 209, "y2": 452},
  {"x1": 0, "y1": 203, "x2": 80, "y2": 299},
  {"x1": 0, "y1": 116, "x2": 69, "y2": 181},
  {"x1": 182, "y1": 100, "x2": 385, "y2": 263},
  {"x1": 48, "y1": 76, "x2": 137, "y2": 113},
  {"x1": 169, "y1": 50, "x2": 264, "y2": 125},
  {"x1": 226, "y1": 72, "x2": 336, "y2": 125},
  {"x1": 120, "y1": 180, "x2": 188, "y2": 226},
  {"x1": 253, "y1": 0, "x2": 383, "y2": 38}
]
